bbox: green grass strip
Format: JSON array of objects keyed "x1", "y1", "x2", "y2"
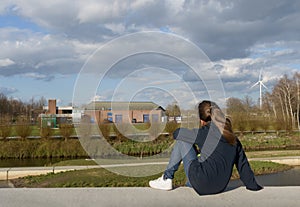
[{"x1": 11, "y1": 161, "x2": 292, "y2": 188}]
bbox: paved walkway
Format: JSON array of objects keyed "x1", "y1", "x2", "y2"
[
  {"x1": 0, "y1": 186, "x2": 299, "y2": 207},
  {"x1": 249, "y1": 156, "x2": 300, "y2": 166},
  {"x1": 0, "y1": 165, "x2": 102, "y2": 180}
]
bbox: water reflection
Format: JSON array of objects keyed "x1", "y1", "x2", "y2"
[
  {"x1": 0, "y1": 180, "x2": 13, "y2": 188},
  {"x1": 0, "y1": 158, "x2": 72, "y2": 168}
]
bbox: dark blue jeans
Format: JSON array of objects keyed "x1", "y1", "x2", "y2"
[{"x1": 164, "y1": 140, "x2": 198, "y2": 186}]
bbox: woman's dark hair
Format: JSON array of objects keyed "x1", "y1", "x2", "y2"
[{"x1": 198, "y1": 100, "x2": 236, "y2": 145}]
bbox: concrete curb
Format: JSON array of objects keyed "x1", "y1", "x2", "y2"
[{"x1": 0, "y1": 186, "x2": 299, "y2": 207}]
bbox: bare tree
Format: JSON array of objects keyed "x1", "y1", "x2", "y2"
[
  {"x1": 0, "y1": 93, "x2": 46, "y2": 124},
  {"x1": 15, "y1": 118, "x2": 32, "y2": 140},
  {"x1": 294, "y1": 72, "x2": 300, "y2": 131},
  {"x1": 40, "y1": 126, "x2": 54, "y2": 140},
  {"x1": 0, "y1": 115, "x2": 12, "y2": 141},
  {"x1": 165, "y1": 102, "x2": 181, "y2": 122},
  {"x1": 271, "y1": 75, "x2": 296, "y2": 131},
  {"x1": 226, "y1": 97, "x2": 248, "y2": 132},
  {"x1": 59, "y1": 123, "x2": 74, "y2": 142}
]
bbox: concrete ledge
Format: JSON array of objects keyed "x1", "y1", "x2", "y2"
[{"x1": 0, "y1": 187, "x2": 299, "y2": 207}]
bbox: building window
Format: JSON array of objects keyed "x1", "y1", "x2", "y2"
[
  {"x1": 143, "y1": 114, "x2": 150, "y2": 123},
  {"x1": 62, "y1": 110, "x2": 72, "y2": 114},
  {"x1": 115, "y1": 114, "x2": 123, "y2": 123},
  {"x1": 107, "y1": 112, "x2": 113, "y2": 122}
]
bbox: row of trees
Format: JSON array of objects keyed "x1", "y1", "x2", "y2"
[
  {"x1": 265, "y1": 73, "x2": 300, "y2": 130},
  {"x1": 98, "y1": 121, "x2": 180, "y2": 143},
  {"x1": 0, "y1": 93, "x2": 46, "y2": 123},
  {"x1": 226, "y1": 72, "x2": 300, "y2": 132},
  {"x1": 0, "y1": 123, "x2": 74, "y2": 142}
]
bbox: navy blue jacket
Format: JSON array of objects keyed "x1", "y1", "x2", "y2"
[{"x1": 173, "y1": 122, "x2": 262, "y2": 195}]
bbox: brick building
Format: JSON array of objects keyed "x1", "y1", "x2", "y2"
[
  {"x1": 40, "y1": 99, "x2": 73, "y2": 127},
  {"x1": 40, "y1": 100, "x2": 166, "y2": 127},
  {"x1": 84, "y1": 101, "x2": 166, "y2": 124}
]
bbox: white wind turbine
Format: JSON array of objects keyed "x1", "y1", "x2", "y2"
[{"x1": 251, "y1": 70, "x2": 268, "y2": 109}]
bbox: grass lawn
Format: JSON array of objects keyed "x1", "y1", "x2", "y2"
[
  {"x1": 11, "y1": 161, "x2": 292, "y2": 188},
  {"x1": 9, "y1": 125, "x2": 77, "y2": 137}
]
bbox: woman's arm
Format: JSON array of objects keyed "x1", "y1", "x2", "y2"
[
  {"x1": 235, "y1": 139, "x2": 263, "y2": 191},
  {"x1": 173, "y1": 126, "x2": 208, "y2": 148},
  {"x1": 173, "y1": 128, "x2": 198, "y2": 144}
]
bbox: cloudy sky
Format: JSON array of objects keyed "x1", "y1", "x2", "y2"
[{"x1": 0, "y1": 0, "x2": 300, "y2": 108}]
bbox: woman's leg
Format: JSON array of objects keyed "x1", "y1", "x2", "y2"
[
  {"x1": 163, "y1": 141, "x2": 184, "y2": 179},
  {"x1": 149, "y1": 140, "x2": 197, "y2": 190},
  {"x1": 164, "y1": 140, "x2": 197, "y2": 184}
]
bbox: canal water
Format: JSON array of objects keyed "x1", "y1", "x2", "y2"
[{"x1": 0, "y1": 158, "x2": 71, "y2": 168}]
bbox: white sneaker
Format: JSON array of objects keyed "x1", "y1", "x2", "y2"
[{"x1": 149, "y1": 175, "x2": 172, "y2": 190}]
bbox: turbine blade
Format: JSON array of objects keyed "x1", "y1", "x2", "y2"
[
  {"x1": 259, "y1": 69, "x2": 262, "y2": 81},
  {"x1": 261, "y1": 82, "x2": 268, "y2": 89},
  {"x1": 250, "y1": 81, "x2": 259, "y2": 88}
]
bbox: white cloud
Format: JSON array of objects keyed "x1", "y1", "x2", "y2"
[
  {"x1": 3, "y1": 0, "x2": 299, "y2": 60},
  {"x1": 0, "y1": 58, "x2": 15, "y2": 67},
  {"x1": 77, "y1": 0, "x2": 130, "y2": 24},
  {"x1": 0, "y1": 27, "x2": 92, "y2": 77},
  {"x1": 0, "y1": 86, "x2": 18, "y2": 95},
  {"x1": 1, "y1": 0, "x2": 300, "y2": 104},
  {"x1": 22, "y1": 72, "x2": 54, "y2": 81},
  {"x1": 104, "y1": 23, "x2": 126, "y2": 34}
]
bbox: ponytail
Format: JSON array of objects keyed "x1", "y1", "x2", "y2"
[{"x1": 198, "y1": 101, "x2": 236, "y2": 145}]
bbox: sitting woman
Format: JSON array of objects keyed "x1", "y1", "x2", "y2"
[{"x1": 149, "y1": 100, "x2": 263, "y2": 195}]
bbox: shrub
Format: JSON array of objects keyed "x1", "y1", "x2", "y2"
[
  {"x1": 112, "y1": 123, "x2": 131, "y2": 142},
  {"x1": 0, "y1": 124, "x2": 12, "y2": 141},
  {"x1": 259, "y1": 119, "x2": 270, "y2": 132},
  {"x1": 15, "y1": 119, "x2": 32, "y2": 140},
  {"x1": 232, "y1": 114, "x2": 247, "y2": 134},
  {"x1": 59, "y1": 123, "x2": 74, "y2": 142},
  {"x1": 148, "y1": 123, "x2": 164, "y2": 140},
  {"x1": 248, "y1": 120, "x2": 259, "y2": 133},
  {"x1": 164, "y1": 121, "x2": 180, "y2": 138},
  {"x1": 99, "y1": 124, "x2": 112, "y2": 140},
  {"x1": 40, "y1": 127, "x2": 54, "y2": 139}
]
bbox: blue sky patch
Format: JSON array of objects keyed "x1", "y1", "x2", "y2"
[{"x1": 0, "y1": 14, "x2": 46, "y2": 33}]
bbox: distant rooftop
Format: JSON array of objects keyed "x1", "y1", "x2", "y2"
[
  {"x1": 85, "y1": 101, "x2": 165, "y2": 111},
  {"x1": 43, "y1": 106, "x2": 73, "y2": 110}
]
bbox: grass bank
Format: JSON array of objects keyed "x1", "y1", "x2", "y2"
[
  {"x1": 239, "y1": 132, "x2": 300, "y2": 151},
  {"x1": 0, "y1": 131, "x2": 299, "y2": 159},
  {"x1": 11, "y1": 161, "x2": 292, "y2": 188},
  {"x1": 0, "y1": 139, "x2": 87, "y2": 159}
]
